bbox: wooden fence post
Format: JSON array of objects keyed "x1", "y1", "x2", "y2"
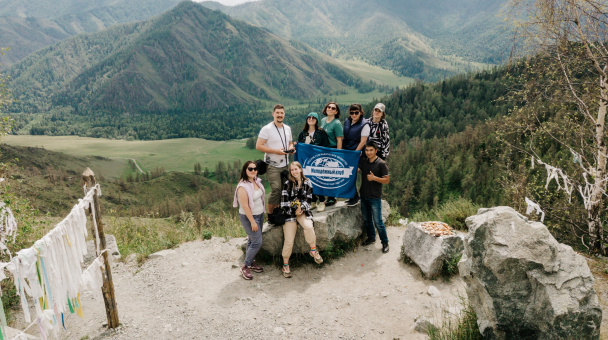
[{"x1": 82, "y1": 168, "x2": 120, "y2": 328}]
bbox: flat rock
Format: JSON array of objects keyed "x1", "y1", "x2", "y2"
[
  {"x1": 459, "y1": 206, "x2": 603, "y2": 339},
  {"x1": 248, "y1": 200, "x2": 389, "y2": 255},
  {"x1": 427, "y1": 286, "x2": 441, "y2": 298},
  {"x1": 401, "y1": 222, "x2": 464, "y2": 278},
  {"x1": 148, "y1": 249, "x2": 176, "y2": 259},
  {"x1": 411, "y1": 316, "x2": 435, "y2": 334}
]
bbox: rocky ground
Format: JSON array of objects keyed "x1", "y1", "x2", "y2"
[{"x1": 9, "y1": 225, "x2": 608, "y2": 339}]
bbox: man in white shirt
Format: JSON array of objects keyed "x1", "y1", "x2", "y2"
[{"x1": 256, "y1": 104, "x2": 294, "y2": 214}]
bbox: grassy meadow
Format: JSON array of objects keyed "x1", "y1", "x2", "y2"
[
  {"x1": 340, "y1": 58, "x2": 416, "y2": 87},
  {"x1": 3, "y1": 135, "x2": 259, "y2": 174}
]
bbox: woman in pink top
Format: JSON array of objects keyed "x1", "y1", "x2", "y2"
[{"x1": 233, "y1": 161, "x2": 266, "y2": 280}]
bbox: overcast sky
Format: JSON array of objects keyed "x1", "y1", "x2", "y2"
[{"x1": 195, "y1": 0, "x2": 259, "y2": 6}]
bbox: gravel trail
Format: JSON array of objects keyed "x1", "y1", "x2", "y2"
[{"x1": 17, "y1": 227, "x2": 468, "y2": 339}]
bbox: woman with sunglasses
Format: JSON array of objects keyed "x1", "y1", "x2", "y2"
[
  {"x1": 280, "y1": 161, "x2": 323, "y2": 278},
  {"x1": 297, "y1": 112, "x2": 330, "y2": 211},
  {"x1": 320, "y1": 102, "x2": 343, "y2": 207},
  {"x1": 233, "y1": 161, "x2": 266, "y2": 280},
  {"x1": 342, "y1": 103, "x2": 369, "y2": 205}
]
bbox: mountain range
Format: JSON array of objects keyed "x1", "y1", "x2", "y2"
[
  {"x1": 0, "y1": 0, "x2": 182, "y2": 67},
  {"x1": 1, "y1": 0, "x2": 511, "y2": 80},
  {"x1": 202, "y1": 0, "x2": 511, "y2": 79},
  {"x1": 6, "y1": 1, "x2": 360, "y2": 139}
]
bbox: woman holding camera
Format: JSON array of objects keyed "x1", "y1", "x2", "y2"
[{"x1": 280, "y1": 161, "x2": 323, "y2": 278}]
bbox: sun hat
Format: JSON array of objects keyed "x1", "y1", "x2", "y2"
[{"x1": 307, "y1": 112, "x2": 319, "y2": 120}]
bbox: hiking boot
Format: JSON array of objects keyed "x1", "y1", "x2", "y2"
[
  {"x1": 310, "y1": 250, "x2": 323, "y2": 264},
  {"x1": 325, "y1": 199, "x2": 336, "y2": 207},
  {"x1": 240, "y1": 265, "x2": 253, "y2": 280},
  {"x1": 282, "y1": 264, "x2": 292, "y2": 278},
  {"x1": 382, "y1": 243, "x2": 390, "y2": 253},
  {"x1": 345, "y1": 198, "x2": 359, "y2": 206},
  {"x1": 317, "y1": 202, "x2": 326, "y2": 212},
  {"x1": 249, "y1": 261, "x2": 263, "y2": 273},
  {"x1": 361, "y1": 238, "x2": 375, "y2": 246}
]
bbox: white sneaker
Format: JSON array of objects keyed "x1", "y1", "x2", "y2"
[{"x1": 317, "y1": 202, "x2": 326, "y2": 212}]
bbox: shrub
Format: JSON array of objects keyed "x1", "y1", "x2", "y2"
[
  {"x1": 440, "y1": 253, "x2": 462, "y2": 279},
  {"x1": 411, "y1": 197, "x2": 480, "y2": 230},
  {"x1": 428, "y1": 300, "x2": 483, "y2": 340}
]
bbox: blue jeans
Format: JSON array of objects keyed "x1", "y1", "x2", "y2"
[
  {"x1": 360, "y1": 197, "x2": 388, "y2": 244},
  {"x1": 239, "y1": 213, "x2": 264, "y2": 266}
]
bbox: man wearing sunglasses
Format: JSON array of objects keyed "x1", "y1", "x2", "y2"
[
  {"x1": 256, "y1": 104, "x2": 295, "y2": 215},
  {"x1": 343, "y1": 104, "x2": 370, "y2": 206}
]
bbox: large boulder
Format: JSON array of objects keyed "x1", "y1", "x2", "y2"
[
  {"x1": 401, "y1": 222, "x2": 464, "y2": 278},
  {"x1": 254, "y1": 200, "x2": 390, "y2": 255},
  {"x1": 459, "y1": 206, "x2": 602, "y2": 339}
]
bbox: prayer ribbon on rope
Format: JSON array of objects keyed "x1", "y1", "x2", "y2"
[
  {"x1": 524, "y1": 197, "x2": 545, "y2": 222},
  {"x1": 531, "y1": 155, "x2": 608, "y2": 211},
  {"x1": 0, "y1": 184, "x2": 105, "y2": 339}
]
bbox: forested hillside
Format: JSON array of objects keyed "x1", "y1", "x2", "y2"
[
  {"x1": 366, "y1": 67, "x2": 516, "y2": 214},
  {"x1": 6, "y1": 1, "x2": 360, "y2": 140},
  {"x1": 375, "y1": 58, "x2": 606, "y2": 251},
  {"x1": 203, "y1": 0, "x2": 510, "y2": 81}
]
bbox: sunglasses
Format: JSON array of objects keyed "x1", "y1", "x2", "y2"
[
  {"x1": 327, "y1": 106, "x2": 337, "y2": 110},
  {"x1": 307, "y1": 116, "x2": 317, "y2": 120},
  {"x1": 350, "y1": 111, "x2": 360, "y2": 115},
  {"x1": 247, "y1": 167, "x2": 258, "y2": 171}
]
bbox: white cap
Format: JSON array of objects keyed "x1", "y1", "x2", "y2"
[{"x1": 373, "y1": 103, "x2": 385, "y2": 112}]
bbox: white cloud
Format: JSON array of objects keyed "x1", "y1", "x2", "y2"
[{"x1": 194, "y1": 0, "x2": 259, "y2": 6}]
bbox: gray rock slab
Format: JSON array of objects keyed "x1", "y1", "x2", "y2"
[
  {"x1": 427, "y1": 286, "x2": 441, "y2": 298},
  {"x1": 401, "y1": 222, "x2": 464, "y2": 279},
  {"x1": 83, "y1": 234, "x2": 120, "y2": 266},
  {"x1": 411, "y1": 316, "x2": 435, "y2": 334},
  {"x1": 246, "y1": 200, "x2": 389, "y2": 255},
  {"x1": 459, "y1": 206, "x2": 603, "y2": 339}
]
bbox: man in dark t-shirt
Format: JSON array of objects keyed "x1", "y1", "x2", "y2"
[{"x1": 358, "y1": 141, "x2": 390, "y2": 253}]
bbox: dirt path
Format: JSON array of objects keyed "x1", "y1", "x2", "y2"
[
  {"x1": 127, "y1": 158, "x2": 144, "y2": 173},
  {"x1": 10, "y1": 225, "x2": 607, "y2": 339},
  {"x1": 41, "y1": 227, "x2": 466, "y2": 340}
]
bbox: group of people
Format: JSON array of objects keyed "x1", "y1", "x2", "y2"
[{"x1": 233, "y1": 103, "x2": 391, "y2": 280}]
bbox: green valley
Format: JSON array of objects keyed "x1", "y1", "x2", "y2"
[{"x1": 2, "y1": 135, "x2": 258, "y2": 173}]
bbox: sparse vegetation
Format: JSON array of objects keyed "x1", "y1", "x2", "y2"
[
  {"x1": 107, "y1": 208, "x2": 245, "y2": 264},
  {"x1": 440, "y1": 254, "x2": 462, "y2": 280},
  {"x1": 410, "y1": 197, "x2": 480, "y2": 230},
  {"x1": 427, "y1": 300, "x2": 483, "y2": 340}
]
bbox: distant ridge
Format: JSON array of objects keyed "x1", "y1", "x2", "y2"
[
  {"x1": 0, "y1": 0, "x2": 182, "y2": 67},
  {"x1": 6, "y1": 1, "x2": 359, "y2": 139},
  {"x1": 202, "y1": 0, "x2": 511, "y2": 80}
]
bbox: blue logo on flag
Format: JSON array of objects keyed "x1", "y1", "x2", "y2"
[{"x1": 295, "y1": 143, "x2": 361, "y2": 198}]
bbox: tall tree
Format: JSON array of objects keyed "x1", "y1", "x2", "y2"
[
  {"x1": 505, "y1": 0, "x2": 608, "y2": 254},
  {"x1": 0, "y1": 48, "x2": 12, "y2": 135}
]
